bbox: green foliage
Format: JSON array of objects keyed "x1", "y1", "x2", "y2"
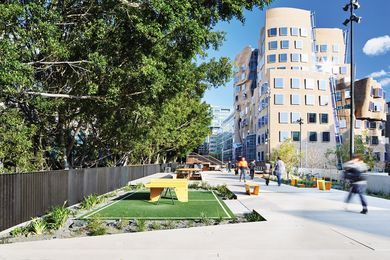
[
  {"x1": 212, "y1": 184, "x2": 235, "y2": 200},
  {"x1": 200, "y1": 212, "x2": 211, "y2": 225},
  {"x1": 150, "y1": 222, "x2": 162, "y2": 230},
  {"x1": 30, "y1": 218, "x2": 46, "y2": 235},
  {"x1": 10, "y1": 226, "x2": 29, "y2": 237},
  {"x1": 116, "y1": 219, "x2": 127, "y2": 230},
  {"x1": 272, "y1": 138, "x2": 303, "y2": 175},
  {"x1": 87, "y1": 217, "x2": 107, "y2": 236},
  {"x1": 0, "y1": 0, "x2": 272, "y2": 170},
  {"x1": 188, "y1": 182, "x2": 200, "y2": 189},
  {"x1": 45, "y1": 203, "x2": 71, "y2": 230},
  {"x1": 244, "y1": 211, "x2": 266, "y2": 222},
  {"x1": 164, "y1": 220, "x2": 176, "y2": 229},
  {"x1": 200, "y1": 181, "x2": 211, "y2": 190},
  {"x1": 81, "y1": 194, "x2": 104, "y2": 210},
  {"x1": 135, "y1": 219, "x2": 147, "y2": 232}
]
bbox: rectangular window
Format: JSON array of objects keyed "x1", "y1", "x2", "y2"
[
  {"x1": 269, "y1": 41, "x2": 278, "y2": 50},
  {"x1": 291, "y1": 27, "x2": 299, "y2": 36},
  {"x1": 300, "y1": 28, "x2": 307, "y2": 37},
  {"x1": 279, "y1": 112, "x2": 289, "y2": 123},
  {"x1": 355, "y1": 119, "x2": 362, "y2": 129},
  {"x1": 279, "y1": 27, "x2": 288, "y2": 36},
  {"x1": 340, "y1": 66, "x2": 347, "y2": 74},
  {"x1": 301, "y1": 54, "x2": 308, "y2": 62},
  {"x1": 371, "y1": 136, "x2": 379, "y2": 145},
  {"x1": 292, "y1": 131, "x2": 300, "y2": 141},
  {"x1": 305, "y1": 79, "x2": 315, "y2": 89},
  {"x1": 369, "y1": 121, "x2": 377, "y2": 129},
  {"x1": 306, "y1": 95, "x2": 315, "y2": 105},
  {"x1": 279, "y1": 53, "x2": 288, "y2": 62},
  {"x1": 281, "y1": 40, "x2": 289, "y2": 49},
  {"x1": 318, "y1": 79, "x2": 327, "y2": 90},
  {"x1": 335, "y1": 92, "x2": 342, "y2": 101},
  {"x1": 309, "y1": 132, "x2": 318, "y2": 142},
  {"x1": 339, "y1": 119, "x2": 347, "y2": 128},
  {"x1": 291, "y1": 112, "x2": 300, "y2": 123},
  {"x1": 274, "y1": 78, "x2": 284, "y2": 88},
  {"x1": 332, "y1": 56, "x2": 339, "y2": 64},
  {"x1": 374, "y1": 152, "x2": 381, "y2": 161},
  {"x1": 291, "y1": 53, "x2": 300, "y2": 62},
  {"x1": 295, "y1": 40, "x2": 303, "y2": 49},
  {"x1": 274, "y1": 94, "x2": 284, "y2": 105},
  {"x1": 291, "y1": 94, "x2": 300, "y2": 105},
  {"x1": 279, "y1": 131, "x2": 289, "y2": 142},
  {"x1": 333, "y1": 44, "x2": 339, "y2": 53},
  {"x1": 267, "y1": 54, "x2": 276, "y2": 63},
  {"x1": 320, "y1": 96, "x2": 329, "y2": 106},
  {"x1": 308, "y1": 113, "x2": 316, "y2": 123},
  {"x1": 319, "y1": 113, "x2": 328, "y2": 124},
  {"x1": 344, "y1": 90, "x2": 351, "y2": 99},
  {"x1": 322, "y1": 132, "x2": 330, "y2": 142},
  {"x1": 277, "y1": 66, "x2": 286, "y2": 70},
  {"x1": 291, "y1": 78, "x2": 300, "y2": 89},
  {"x1": 268, "y1": 28, "x2": 277, "y2": 37},
  {"x1": 320, "y1": 44, "x2": 328, "y2": 52},
  {"x1": 291, "y1": 66, "x2": 301, "y2": 70}
]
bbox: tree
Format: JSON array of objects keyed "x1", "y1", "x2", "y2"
[
  {"x1": 0, "y1": 0, "x2": 272, "y2": 170},
  {"x1": 271, "y1": 138, "x2": 303, "y2": 178}
]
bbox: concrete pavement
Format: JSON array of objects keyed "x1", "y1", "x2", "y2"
[{"x1": 1, "y1": 171, "x2": 389, "y2": 260}]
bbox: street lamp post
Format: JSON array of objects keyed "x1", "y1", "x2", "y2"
[
  {"x1": 343, "y1": 0, "x2": 361, "y2": 159},
  {"x1": 297, "y1": 118, "x2": 304, "y2": 169}
]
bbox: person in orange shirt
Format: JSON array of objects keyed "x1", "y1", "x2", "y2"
[{"x1": 238, "y1": 157, "x2": 249, "y2": 182}]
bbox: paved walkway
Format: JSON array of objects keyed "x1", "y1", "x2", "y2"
[{"x1": 1, "y1": 171, "x2": 390, "y2": 260}]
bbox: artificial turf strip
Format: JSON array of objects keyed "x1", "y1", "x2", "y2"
[{"x1": 81, "y1": 190, "x2": 234, "y2": 220}]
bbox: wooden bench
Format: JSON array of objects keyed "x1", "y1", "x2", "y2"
[
  {"x1": 144, "y1": 179, "x2": 189, "y2": 203},
  {"x1": 245, "y1": 182, "x2": 260, "y2": 195}
]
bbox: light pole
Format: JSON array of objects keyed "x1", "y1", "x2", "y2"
[
  {"x1": 343, "y1": 0, "x2": 361, "y2": 159},
  {"x1": 297, "y1": 118, "x2": 304, "y2": 169}
]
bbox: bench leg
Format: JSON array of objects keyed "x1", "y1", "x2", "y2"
[
  {"x1": 252, "y1": 185, "x2": 259, "y2": 195},
  {"x1": 175, "y1": 187, "x2": 188, "y2": 202},
  {"x1": 150, "y1": 188, "x2": 164, "y2": 202}
]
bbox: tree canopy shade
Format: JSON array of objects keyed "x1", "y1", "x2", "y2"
[{"x1": 0, "y1": 0, "x2": 272, "y2": 172}]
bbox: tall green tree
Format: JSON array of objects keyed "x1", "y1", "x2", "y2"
[
  {"x1": 0, "y1": 0, "x2": 272, "y2": 171},
  {"x1": 272, "y1": 138, "x2": 303, "y2": 177}
]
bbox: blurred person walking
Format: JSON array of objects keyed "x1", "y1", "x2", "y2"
[
  {"x1": 343, "y1": 155, "x2": 368, "y2": 214},
  {"x1": 238, "y1": 157, "x2": 248, "y2": 182},
  {"x1": 274, "y1": 157, "x2": 285, "y2": 186},
  {"x1": 249, "y1": 160, "x2": 256, "y2": 180}
]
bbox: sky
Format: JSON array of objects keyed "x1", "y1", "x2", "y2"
[{"x1": 202, "y1": 0, "x2": 390, "y2": 109}]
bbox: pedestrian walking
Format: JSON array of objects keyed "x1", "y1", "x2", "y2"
[
  {"x1": 227, "y1": 161, "x2": 232, "y2": 173},
  {"x1": 238, "y1": 157, "x2": 248, "y2": 182},
  {"x1": 274, "y1": 157, "x2": 285, "y2": 186},
  {"x1": 249, "y1": 160, "x2": 256, "y2": 180},
  {"x1": 343, "y1": 155, "x2": 368, "y2": 214},
  {"x1": 264, "y1": 161, "x2": 271, "y2": 186}
]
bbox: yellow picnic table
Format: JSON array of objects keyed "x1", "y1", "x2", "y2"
[
  {"x1": 144, "y1": 179, "x2": 189, "y2": 203},
  {"x1": 175, "y1": 168, "x2": 201, "y2": 179}
]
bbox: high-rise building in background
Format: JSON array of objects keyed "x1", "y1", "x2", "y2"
[{"x1": 233, "y1": 7, "x2": 387, "y2": 169}]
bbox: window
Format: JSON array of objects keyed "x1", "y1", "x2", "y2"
[
  {"x1": 309, "y1": 132, "x2": 318, "y2": 142},
  {"x1": 291, "y1": 112, "x2": 300, "y2": 123},
  {"x1": 345, "y1": 90, "x2": 351, "y2": 99},
  {"x1": 373, "y1": 102, "x2": 382, "y2": 112},
  {"x1": 281, "y1": 40, "x2": 289, "y2": 49},
  {"x1": 267, "y1": 54, "x2": 276, "y2": 63},
  {"x1": 291, "y1": 53, "x2": 300, "y2": 62},
  {"x1": 292, "y1": 131, "x2": 300, "y2": 141},
  {"x1": 301, "y1": 54, "x2": 308, "y2": 62},
  {"x1": 291, "y1": 27, "x2": 299, "y2": 36},
  {"x1": 295, "y1": 40, "x2": 303, "y2": 49},
  {"x1": 355, "y1": 119, "x2": 362, "y2": 129},
  {"x1": 333, "y1": 44, "x2": 339, "y2": 53},
  {"x1": 374, "y1": 152, "x2": 381, "y2": 161},
  {"x1": 332, "y1": 56, "x2": 339, "y2": 64},
  {"x1": 339, "y1": 119, "x2": 347, "y2": 128},
  {"x1": 291, "y1": 66, "x2": 301, "y2": 70},
  {"x1": 279, "y1": 27, "x2": 288, "y2": 36},
  {"x1": 340, "y1": 66, "x2": 347, "y2": 74},
  {"x1": 322, "y1": 132, "x2": 330, "y2": 142},
  {"x1": 320, "y1": 44, "x2": 328, "y2": 52},
  {"x1": 318, "y1": 80, "x2": 327, "y2": 90},
  {"x1": 371, "y1": 136, "x2": 379, "y2": 145},
  {"x1": 291, "y1": 94, "x2": 300, "y2": 105},
  {"x1": 300, "y1": 28, "x2": 307, "y2": 37},
  {"x1": 268, "y1": 28, "x2": 277, "y2": 37},
  {"x1": 274, "y1": 94, "x2": 284, "y2": 105},
  {"x1": 308, "y1": 113, "x2": 316, "y2": 123},
  {"x1": 319, "y1": 113, "x2": 328, "y2": 124},
  {"x1": 274, "y1": 78, "x2": 284, "y2": 88},
  {"x1": 369, "y1": 121, "x2": 377, "y2": 129},
  {"x1": 306, "y1": 95, "x2": 315, "y2": 105},
  {"x1": 320, "y1": 96, "x2": 329, "y2": 106},
  {"x1": 335, "y1": 92, "x2": 342, "y2": 101},
  {"x1": 279, "y1": 53, "x2": 288, "y2": 62},
  {"x1": 279, "y1": 112, "x2": 289, "y2": 123},
  {"x1": 291, "y1": 78, "x2": 300, "y2": 89},
  {"x1": 305, "y1": 79, "x2": 315, "y2": 89},
  {"x1": 277, "y1": 66, "x2": 286, "y2": 70},
  {"x1": 279, "y1": 131, "x2": 289, "y2": 142},
  {"x1": 269, "y1": 41, "x2": 278, "y2": 50}
]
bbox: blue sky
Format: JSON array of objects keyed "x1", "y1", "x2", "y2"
[{"x1": 202, "y1": 0, "x2": 390, "y2": 108}]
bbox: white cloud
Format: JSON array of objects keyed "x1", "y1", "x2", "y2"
[
  {"x1": 363, "y1": 35, "x2": 390, "y2": 56},
  {"x1": 367, "y1": 69, "x2": 388, "y2": 78},
  {"x1": 379, "y1": 78, "x2": 390, "y2": 87}
]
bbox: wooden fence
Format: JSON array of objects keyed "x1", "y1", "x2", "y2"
[{"x1": 0, "y1": 164, "x2": 170, "y2": 232}]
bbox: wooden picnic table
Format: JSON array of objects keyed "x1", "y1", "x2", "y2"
[{"x1": 175, "y1": 168, "x2": 201, "y2": 179}]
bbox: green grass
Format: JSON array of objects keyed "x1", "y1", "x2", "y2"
[{"x1": 81, "y1": 190, "x2": 233, "y2": 220}]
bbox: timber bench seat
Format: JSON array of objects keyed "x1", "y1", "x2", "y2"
[
  {"x1": 144, "y1": 179, "x2": 189, "y2": 203},
  {"x1": 245, "y1": 182, "x2": 260, "y2": 195}
]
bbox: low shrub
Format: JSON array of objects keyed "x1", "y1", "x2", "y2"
[
  {"x1": 150, "y1": 222, "x2": 162, "y2": 230},
  {"x1": 164, "y1": 220, "x2": 176, "y2": 229},
  {"x1": 244, "y1": 211, "x2": 266, "y2": 222},
  {"x1": 116, "y1": 219, "x2": 127, "y2": 230},
  {"x1": 81, "y1": 194, "x2": 104, "y2": 210},
  {"x1": 188, "y1": 182, "x2": 200, "y2": 189},
  {"x1": 135, "y1": 219, "x2": 146, "y2": 232},
  {"x1": 87, "y1": 217, "x2": 107, "y2": 236},
  {"x1": 10, "y1": 226, "x2": 29, "y2": 237},
  {"x1": 200, "y1": 212, "x2": 211, "y2": 225},
  {"x1": 30, "y1": 218, "x2": 46, "y2": 235},
  {"x1": 46, "y1": 203, "x2": 71, "y2": 230},
  {"x1": 213, "y1": 184, "x2": 236, "y2": 200}
]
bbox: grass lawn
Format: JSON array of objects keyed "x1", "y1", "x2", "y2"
[{"x1": 81, "y1": 190, "x2": 234, "y2": 220}]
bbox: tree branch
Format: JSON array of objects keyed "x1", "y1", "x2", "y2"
[
  {"x1": 24, "y1": 90, "x2": 147, "y2": 100},
  {"x1": 26, "y1": 60, "x2": 89, "y2": 66},
  {"x1": 120, "y1": 0, "x2": 141, "y2": 8}
]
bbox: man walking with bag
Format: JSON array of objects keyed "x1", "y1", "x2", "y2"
[{"x1": 274, "y1": 157, "x2": 285, "y2": 186}]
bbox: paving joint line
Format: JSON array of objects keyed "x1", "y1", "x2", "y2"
[{"x1": 330, "y1": 228, "x2": 375, "y2": 251}]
